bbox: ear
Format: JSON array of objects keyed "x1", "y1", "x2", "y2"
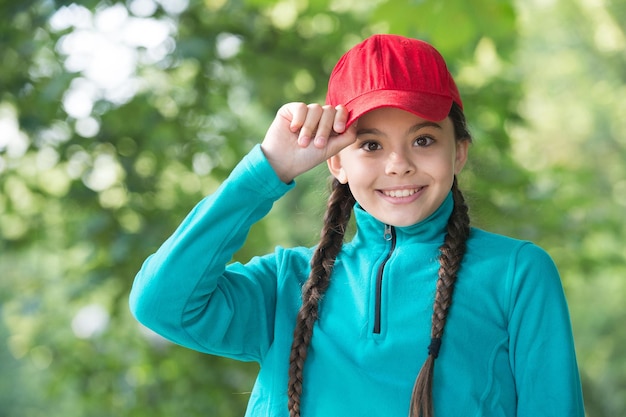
[
  {"x1": 327, "y1": 154, "x2": 348, "y2": 184},
  {"x1": 454, "y1": 139, "x2": 470, "y2": 175}
]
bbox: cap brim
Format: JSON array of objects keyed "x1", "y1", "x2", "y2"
[{"x1": 343, "y1": 90, "x2": 453, "y2": 128}]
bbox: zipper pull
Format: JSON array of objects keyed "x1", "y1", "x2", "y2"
[{"x1": 383, "y1": 224, "x2": 393, "y2": 241}]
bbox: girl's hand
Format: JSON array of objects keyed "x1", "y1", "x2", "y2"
[{"x1": 261, "y1": 103, "x2": 357, "y2": 183}]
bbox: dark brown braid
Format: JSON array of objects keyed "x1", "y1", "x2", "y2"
[
  {"x1": 409, "y1": 177, "x2": 471, "y2": 417},
  {"x1": 287, "y1": 179, "x2": 356, "y2": 417},
  {"x1": 409, "y1": 102, "x2": 472, "y2": 417}
]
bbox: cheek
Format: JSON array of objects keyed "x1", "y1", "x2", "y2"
[
  {"x1": 344, "y1": 160, "x2": 376, "y2": 182},
  {"x1": 421, "y1": 155, "x2": 455, "y2": 176}
]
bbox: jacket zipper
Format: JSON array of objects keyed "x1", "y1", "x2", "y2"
[{"x1": 373, "y1": 224, "x2": 396, "y2": 334}]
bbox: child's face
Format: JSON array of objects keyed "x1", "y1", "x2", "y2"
[{"x1": 328, "y1": 107, "x2": 469, "y2": 227}]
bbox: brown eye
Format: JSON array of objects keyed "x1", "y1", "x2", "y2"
[
  {"x1": 360, "y1": 141, "x2": 381, "y2": 152},
  {"x1": 414, "y1": 136, "x2": 434, "y2": 147}
]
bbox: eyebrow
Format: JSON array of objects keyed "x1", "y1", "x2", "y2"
[{"x1": 356, "y1": 121, "x2": 443, "y2": 137}]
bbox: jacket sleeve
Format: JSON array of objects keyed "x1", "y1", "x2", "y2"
[
  {"x1": 129, "y1": 144, "x2": 295, "y2": 363},
  {"x1": 507, "y1": 243, "x2": 585, "y2": 416}
]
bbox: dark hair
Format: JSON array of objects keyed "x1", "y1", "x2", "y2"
[
  {"x1": 409, "y1": 102, "x2": 472, "y2": 417},
  {"x1": 288, "y1": 102, "x2": 472, "y2": 417}
]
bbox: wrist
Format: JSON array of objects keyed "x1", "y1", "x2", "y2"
[{"x1": 260, "y1": 144, "x2": 295, "y2": 184}]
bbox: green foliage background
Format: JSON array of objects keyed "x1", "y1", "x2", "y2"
[{"x1": 1, "y1": 0, "x2": 625, "y2": 415}]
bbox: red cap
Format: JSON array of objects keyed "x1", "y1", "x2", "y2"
[{"x1": 326, "y1": 34, "x2": 462, "y2": 127}]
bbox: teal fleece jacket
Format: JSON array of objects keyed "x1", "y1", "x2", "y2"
[{"x1": 130, "y1": 145, "x2": 585, "y2": 416}]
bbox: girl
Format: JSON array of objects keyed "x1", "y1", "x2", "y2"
[{"x1": 130, "y1": 34, "x2": 585, "y2": 416}]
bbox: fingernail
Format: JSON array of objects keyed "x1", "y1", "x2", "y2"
[{"x1": 314, "y1": 136, "x2": 326, "y2": 147}]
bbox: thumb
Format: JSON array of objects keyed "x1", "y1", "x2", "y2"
[{"x1": 326, "y1": 121, "x2": 358, "y2": 157}]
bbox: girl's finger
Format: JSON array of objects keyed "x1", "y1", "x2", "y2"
[
  {"x1": 332, "y1": 105, "x2": 349, "y2": 134},
  {"x1": 287, "y1": 102, "x2": 309, "y2": 132},
  {"x1": 313, "y1": 105, "x2": 337, "y2": 148},
  {"x1": 298, "y1": 104, "x2": 324, "y2": 147},
  {"x1": 326, "y1": 119, "x2": 358, "y2": 156}
]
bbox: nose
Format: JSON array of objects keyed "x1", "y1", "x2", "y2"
[{"x1": 385, "y1": 151, "x2": 416, "y2": 176}]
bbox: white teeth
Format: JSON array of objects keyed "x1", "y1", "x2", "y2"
[{"x1": 384, "y1": 189, "x2": 418, "y2": 198}]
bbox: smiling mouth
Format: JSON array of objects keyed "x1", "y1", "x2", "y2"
[{"x1": 382, "y1": 187, "x2": 423, "y2": 198}]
